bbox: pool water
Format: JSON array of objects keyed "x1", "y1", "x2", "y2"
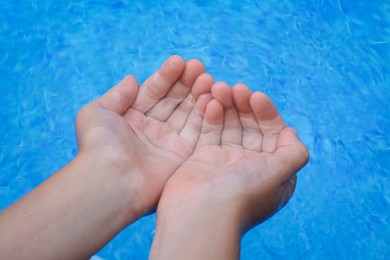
[{"x1": 1, "y1": 0, "x2": 389, "y2": 259}]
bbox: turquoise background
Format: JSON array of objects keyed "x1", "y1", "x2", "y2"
[{"x1": 0, "y1": 0, "x2": 389, "y2": 259}]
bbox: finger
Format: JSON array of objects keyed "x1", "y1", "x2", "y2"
[
  {"x1": 166, "y1": 73, "x2": 214, "y2": 132},
  {"x1": 211, "y1": 82, "x2": 242, "y2": 146},
  {"x1": 132, "y1": 55, "x2": 185, "y2": 113},
  {"x1": 191, "y1": 73, "x2": 214, "y2": 100},
  {"x1": 250, "y1": 92, "x2": 286, "y2": 153},
  {"x1": 270, "y1": 128, "x2": 309, "y2": 182},
  {"x1": 97, "y1": 75, "x2": 138, "y2": 115},
  {"x1": 232, "y1": 83, "x2": 263, "y2": 151},
  {"x1": 196, "y1": 99, "x2": 224, "y2": 149},
  {"x1": 146, "y1": 59, "x2": 205, "y2": 121},
  {"x1": 179, "y1": 93, "x2": 213, "y2": 148}
]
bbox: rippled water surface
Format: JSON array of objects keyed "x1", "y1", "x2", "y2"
[{"x1": 1, "y1": 0, "x2": 389, "y2": 259}]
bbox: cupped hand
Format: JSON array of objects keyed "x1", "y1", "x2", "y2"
[
  {"x1": 74, "y1": 55, "x2": 214, "y2": 215},
  {"x1": 157, "y1": 82, "x2": 309, "y2": 230}
]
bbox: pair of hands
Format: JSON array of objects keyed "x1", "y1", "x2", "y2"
[
  {"x1": 0, "y1": 55, "x2": 309, "y2": 260},
  {"x1": 77, "y1": 55, "x2": 309, "y2": 232}
]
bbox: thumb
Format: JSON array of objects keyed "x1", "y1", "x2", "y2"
[
  {"x1": 270, "y1": 127, "x2": 309, "y2": 182},
  {"x1": 97, "y1": 75, "x2": 139, "y2": 114}
]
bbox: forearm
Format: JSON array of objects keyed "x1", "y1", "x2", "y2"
[
  {"x1": 0, "y1": 153, "x2": 142, "y2": 260},
  {"x1": 150, "y1": 196, "x2": 243, "y2": 260}
]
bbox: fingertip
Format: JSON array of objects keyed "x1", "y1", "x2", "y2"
[
  {"x1": 199, "y1": 72, "x2": 214, "y2": 81},
  {"x1": 211, "y1": 81, "x2": 229, "y2": 94},
  {"x1": 286, "y1": 128, "x2": 307, "y2": 152},
  {"x1": 232, "y1": 83, "x2": 252, "y2": 113},
  {"x1": 186, "y1": 59, "x2": 205, "y2": 72},
  {"x1": 196, "y1": 93, "x2": 213, "y2": 114},
  {"x1": 192, "y1": 73, "x2": 214, "y2": 99},
  {"x1": 99, "y1": 75, "x2": 139, "y2": 114},
  {"x1": 180, "y1": 59, "x2": 206, "y2": 87},
  {"x1": 276, "y1": 127, "x2": 299, "y2": 146},
  {"x1": 290, "y1": 127, "x2": 298, "y2": 138},
  {"x1": 206, "y1": 99, "x2": 224, "y2": 112},
  {"x1": 196, "y1": 98, "x2": 224, "y2": 148},
  {"x1": 276, "y1": 127, "x2": 310, "y2": 165},
  {"x1": 205, "y1": 99, "x2": 224, "y2": 123},
  {"x1": 250, "y1": 91, "x2": 267, "y2": 106},
  {"x1": 232, "y1": 82, "x2": 249, "y2": 90},
  {"x1": 123, "y1": 74, "x2": 138, "y2": 85},
  {"x1": 199, "y1": 73, "x2": 215, "y2": 87},
  {"x1": 168, "y1": 55, "x2": 185, "y2": 65},
  {"x1": 211, "y1": 82, "x2": 234, "y2": 108},
  {"x1": 293, "y1": 130, "x2": 310, "y2": 165},
  {"x1": 250, "y1": 91, "x2": 280, "y2": 121},
  {"x1": 161, "y1": 55, "x2": 186, "y2": 77},
  {"x1": 232, "y1": 83, "x2": 251, "y2": 96}
]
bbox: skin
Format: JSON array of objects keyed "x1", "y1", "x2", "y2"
[
  {"x1": 150, "y1": 82, "x2": 309, "y2": 260},
  {"x1": 0, "y1": 55, "x2": 215, "y2": 259}
]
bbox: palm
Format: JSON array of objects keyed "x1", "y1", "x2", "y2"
[
  {"x1": 183, "y1": 146, "x2": 262, "y2": 176},
  {"x1": 164, "y1": 145, "x2": 255, "y2": 189},
  {"x1": 122, "y1": 108, "x2": 193, "y2": 176},
  {"x1": 79, "y1": 105, "x2": 194, "y2": 191}
]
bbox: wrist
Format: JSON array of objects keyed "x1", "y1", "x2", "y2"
[
  {"x1": 73, "y1": 151, "x2": 145, "y2": 225},
  {"x1": 151, "y1": 190, "x2": 244, "y2": 260}
]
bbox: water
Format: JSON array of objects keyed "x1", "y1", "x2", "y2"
[{"x1": 1, "y1": 0, "x2": 389, "y2": 259}]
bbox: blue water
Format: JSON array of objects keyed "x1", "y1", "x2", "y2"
[{"x1": 1, "y1": 0, "x2": 389, "y2": 259}]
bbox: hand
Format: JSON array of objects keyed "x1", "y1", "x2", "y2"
[
  {"x1": 75, "y1": 55, "x2": 214, "y2": 215},
  {"x1": 151, "y1": 82, "x2": 309, "y2": 260},
  {"x1": 0, "y1": 56, "x2": 215, "y2": 260}
]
